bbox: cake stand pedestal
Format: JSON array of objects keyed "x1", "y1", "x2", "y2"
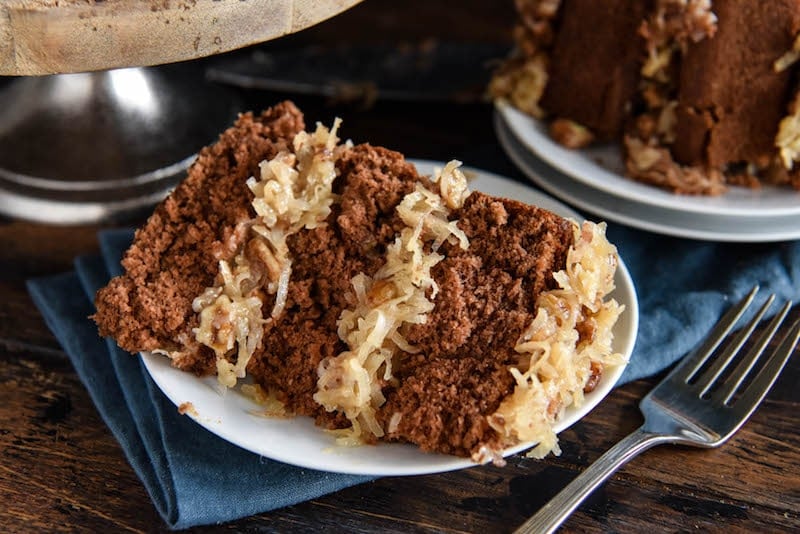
[{"x1": 0, "y1": 0, "x2": 362, "y2": 224}]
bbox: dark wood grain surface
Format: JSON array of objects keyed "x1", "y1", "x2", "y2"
[{"x1": 2, "y1": 1, "x2": 799, "y2": 532}]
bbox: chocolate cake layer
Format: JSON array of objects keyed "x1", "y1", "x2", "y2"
[
  {"x1": 541, "y1": 0, "x2": 652, "y2": 140},
  {"x1": 673, "y1": 0, "x2": 800, "y2": 168}
]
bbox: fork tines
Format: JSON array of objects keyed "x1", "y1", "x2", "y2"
[{"x1": 671, "y1": 285, "x2": 799, "y2": 406}]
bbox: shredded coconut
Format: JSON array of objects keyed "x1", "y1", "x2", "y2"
[
  {"x1": 486, "y1": 220, "x2": 624, "y2": 460},
  {"x1": 241, "y1": 383, "x2": 290, "y2": 417},
  {"x1": 624, "y1": 135, "x2": 727, "y2": 195},
  {"x1": 638, "y1": 0, "x2": 717, "y2": 156},
  {"x1": 193, "y1": 259, "x2": 267, "y2": 387},
  {"x1": 489, "y1": 0, "x2": 563, "y2": 118},
  {"x1": 314, "y1": 161, "x2": 471, "y2": 444},
  {"x1": 776, "y1": 90, "x2": 800, "y2": 169},
  {"x1": 639, "y1": 0, "x2": 717, "y2": 85},
  {"x1": 490, "y1": 54, "x2": 550, "y2": 119},
  {"x1": 640, "y1": 0, "x2": 718, "y2": 53},
  {"x1": 775, "y1": 33, "x2": 800, "y2": 73},
  {"x1": 549, "y1": 118, "x2": 595, "y2": 149},
  {"x1": 191, "y1": 120, "x2": 347, "y2": 387}
]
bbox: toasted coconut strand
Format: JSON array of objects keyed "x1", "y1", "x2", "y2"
[
  {"x1": 489, "y1": 1, "x2": 562, "y2": 117},
  {"x1": 190, "y1": 120, "x2": 346, "y2": 387},
  {"x1": 640, "y1": 0, "x2": 717, "y2": 55},
  {"x1": 488, "y1": 221, "x2": 624, "y2": 460},
  {"x1": 640, "y1": 0, "x2": 717, "y2": 87},
  {"x1": 775, "y1": 33, "x2": 800, "y2": 72},
  {"x1": 241, "y1": 383, "x2": 290, "y2": 417},
  {"x1": 435, "y1": 160, "x2": 470, "y2": 210},
  {"x1": 550, "y1": 118, "x2": 595, "y2": 149},
  {"x1": 776, "y1": 91, "x2": 800, "y2": 169},
  {"x1": 624, "y1": 136, "x2": 727, "y2": 195},
  {"x1": 249, "y1": 118, "x2": 346, "y2": 318},
  {"x1": 638, "y1": 1, "x2": 717, "y2": 158},
  {"x1": 490, "y1": 54, "x2": 550, "y2": 119},
  {"x1": 314, "y1": 161, "x2": 471, "y2": 444},
  {"x1": 192, "y1": 257, "x2": 266, "y2": 388}
]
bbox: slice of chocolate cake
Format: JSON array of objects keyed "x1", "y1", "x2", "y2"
[
  {"x1": 94, "y1": 101, "x2": 624, "y2": 462},
  {"x1": 493, "y1": 0, "x2": 800, "y2": 194}
]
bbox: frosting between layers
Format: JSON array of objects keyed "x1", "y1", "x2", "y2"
[
  {"x1": 487, "y1": 220, "x2": 623, "y2": 461},
  {"x1": 192, "y1": 120, "x2": 347, "y2": 387},
  {"x1": 314, "y1": 161, "x2": 471, "y2": 443}
]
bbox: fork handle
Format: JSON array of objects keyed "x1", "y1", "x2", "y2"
[{"x1": 514, "y1": 428, "x2": 672, "y2": 534}]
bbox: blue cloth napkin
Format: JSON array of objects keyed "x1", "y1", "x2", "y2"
[
  {"x1": 27, "y1": 229, "x2": 373, "y2": 530},
  {"x1": 608, "y1": 226, "x2": 800, "y2": 382},
  {"x1": 26, "y1": 224, "x2": 800, "y2": 529}
]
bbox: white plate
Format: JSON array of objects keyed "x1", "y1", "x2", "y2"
[
  {"x1": 141, "y1": 160, "x2": 639, "y2": 476},
  {"x1": 497, "y1": 100, "x2": 800, "y2": 218},
  {"x1": 496, "y1": 113, "x2": 800, "y2": 242}
]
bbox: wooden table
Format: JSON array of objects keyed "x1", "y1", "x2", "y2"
[{"x1": 2, "y1": 1, "x2": 799, "y2": 532}]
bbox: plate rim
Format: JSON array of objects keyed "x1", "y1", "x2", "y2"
[
  {"x1": 496, "y1": 112, "x2": 800, "y2": 243},
  {"x1": 497, "y1": 100, "x2": 800, "y2": 218},
  {"x1": 141, "y1": 160, "x2": 638, "y2": 476}
]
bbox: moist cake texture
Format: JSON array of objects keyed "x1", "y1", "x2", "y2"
[
  {"x1": 492, "y1": 0, "x2": 800, "y2": 194},
  {"x1": 94, "y1": 101, "x2": 624, "y2": 462}
]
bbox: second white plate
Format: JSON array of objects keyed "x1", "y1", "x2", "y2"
[
  {"x1": 496, "y1": 112, "x2": 800, "y2": 242},
  {"x1": 497, "y1": 100, "x2": 800, "y2": 218}
]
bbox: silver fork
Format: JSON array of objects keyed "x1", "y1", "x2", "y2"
[{"x1": 515, "y1": 285, "x2": 800, "y2": 534}]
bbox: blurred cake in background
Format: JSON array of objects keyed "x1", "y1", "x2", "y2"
[{"x1": 491, "y1": 0, "x2": 800, "y2": 195}]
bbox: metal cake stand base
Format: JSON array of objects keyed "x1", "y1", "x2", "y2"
[{"x1": 0, "y1": 62, "x2": 240, "y2": 224}]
